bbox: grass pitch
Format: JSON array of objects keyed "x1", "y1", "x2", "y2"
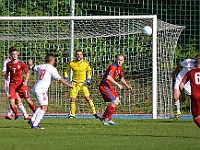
[{"x1": 0, "y1": 117, "x2": 199, "y2": 150}]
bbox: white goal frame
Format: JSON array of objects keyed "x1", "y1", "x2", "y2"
[{"x1": 0, "y1": 15, "x2": 158, "y2": 118}]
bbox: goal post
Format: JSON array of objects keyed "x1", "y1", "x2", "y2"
[{"x1": 0, "y1": 15, "x2": 185, "y2": 119}]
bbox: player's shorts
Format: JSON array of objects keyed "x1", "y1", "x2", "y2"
[
  {"x1": 33, "y1": 92, "x2": 48, "y2": 106},
  {"x1": 174, "y1": 78, "x2": 191, "y2": 95},
  {"x1": 9, "y1": 81, "x2": 23, "y2": 99},
  {"x1": 190, "y1": 93, "x2": 200, "y2": 117},
  {"x1": 99, "y1": 83, "x2": 118, "y2": 102},
  {"x1": 18, "y1": 85, "x2": 30, "y2": 99},
  {"x1": 69, "y1": 81, "x2": 90, "y2": 98}
]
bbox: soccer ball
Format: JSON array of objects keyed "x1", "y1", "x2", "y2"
[{"x1": 142, "y1": 26, "x2": 152, "y2": 36}]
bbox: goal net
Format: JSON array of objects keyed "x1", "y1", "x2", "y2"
[{"x1": 0, "y1": 16, "x2": 185, "y2": 119}]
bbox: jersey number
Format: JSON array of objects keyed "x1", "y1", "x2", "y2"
[
  {"x1": 39, "y1": 69, "x2": 46, "y2": 80},
  {"x1": 195, "y1": 72, "x2": 200, "y2": 84}
]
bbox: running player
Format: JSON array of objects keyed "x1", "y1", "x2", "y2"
[
  {"x1": 64, "y1": 50, "x2": 99, "y2": 119},
  {"x1": 28, "y1": 53, "x2": 74, "y2": 129},
  {"x1": 180, "y1": 57, "x2": 200, "y2": 128},
  {"x1": 99, "y1": 54, "x2": 132, "y2": 126},
  {"x1": 172, "y1": 54, "x2": 200, "y2": 120},
  {"x1": 4, "y1": 46, "x2": 32, "y2": 120}
]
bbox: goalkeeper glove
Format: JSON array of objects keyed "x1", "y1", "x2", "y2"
[
  {"x1": 86, "y1": 78, "x2": 91, "y2": 85},
  {"x1": 64, "y1": 77, "x2": 68, "y2": 82}
]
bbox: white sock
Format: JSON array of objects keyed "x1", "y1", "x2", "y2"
[
  {"x1": 31, "y1": 108, "x2": 40, "y2": 122},
  {"x1": 7, "y1": 108, "x2": 13, "y2": 116},
  {"x1": 33, "y1": 108, "x2": 45, "y2": 126},
  {"x1": 17, "y1": 103, "x2": 28, "y2": 118},
  {"x1": 174, "y1": 100, "x2": 180, "y2": 113}
]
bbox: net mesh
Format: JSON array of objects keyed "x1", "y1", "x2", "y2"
[{"x1": 0, "y1": 17, "x2": 185, "y2": 118}]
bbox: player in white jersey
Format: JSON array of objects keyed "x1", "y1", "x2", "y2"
[
  {"x1": 172, "y1": 54, "x2": 200, "y2": 120},
  {"x1": 28, "y1": 53, "x2": 73, "y2": 129}
]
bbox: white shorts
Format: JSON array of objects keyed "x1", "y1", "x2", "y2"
[
  {"x1": 174, "y1": 79, "x2": 191, "y2": 95},
  {"x1": 33, "y1": 92, "x2": 48, "y2": 106},
  {"x1": 183, "y1": 81, "x2": 191, "y2": 95}
]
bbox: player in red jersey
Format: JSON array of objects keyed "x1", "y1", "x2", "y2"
[
  {"x1": 180, "y1": 57, "x2": 200, "y2": 128},
  {"x1": 2, "y1": 48, "x2": 36, "y2": 120},
  {"x1": 99, "y1": 54, "x2": 132, "y2": 126},
  {"x1": 4, "y1": 46, "x2": 32, "y2": 120}
]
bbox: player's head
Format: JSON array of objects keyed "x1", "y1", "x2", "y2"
[
  {"x1": 76, "y1": 50, "x2": 83, "y2": 61},
  {"x1": 9, "y1": 46, "x2": 19, "y2": 60},
  {"x1": 195, "y1": 53, "x2": 200, "y2": 59},
  {"x1": 195, "y1": 57, "x2": 200, "y2": 68},
  {"x1": 45, "y1": 53, "x2": 55, "y2": 65},
  {"x1": 115, "y1": 54, "x2": 124, "y2": 67}
]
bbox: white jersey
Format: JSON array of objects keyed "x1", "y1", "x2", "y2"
[
  {"x1": 176, "y1": 59, "x2": 195, "y2": 81},
  {"x1": 2, "y1": 57, "x2": 11, "y2": 95},
  {"x1": 32, "y1": 64, "x2": 62, "y2": 93}
]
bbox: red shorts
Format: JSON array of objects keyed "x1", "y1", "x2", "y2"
[
  {"x1": 99, "y1": 83, "x2": 118, "y2": 102},
  {"x1": 9, "y1": 81, "x2": 23, "y2": 99},
  {"x1": 18, "y1": 85, "x2": 30, "y2": 99},
  {"x1": 190, "y1": 93, "x2": 200, "y2": 117}
]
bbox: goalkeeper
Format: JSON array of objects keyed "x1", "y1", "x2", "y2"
[{"x1": 64, "y1": 50, "x2": 99, "y2": 119}]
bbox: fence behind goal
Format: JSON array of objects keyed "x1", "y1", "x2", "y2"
[{"x1": 0, "y1": 16, "x2": 185, "y2": 119}]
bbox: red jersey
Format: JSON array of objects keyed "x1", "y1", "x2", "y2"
[
  {"x1": 100, "y1": 62, "x2": 124, "y2": 85},
  {"x1": 6, "y1": 60, "x2": 29, "y2": 83},
  {"x1": 182, "y1": 68, "x2": 200, "y2": 94}
]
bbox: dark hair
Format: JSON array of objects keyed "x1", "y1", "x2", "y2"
[
  {"x1": 195, "y1": 57, "x2": 200, "y2": 66},
  {"x1": 45, "y1": 53, "x2": 54, "y2": 63},
  {"x1": 195, "y1": 53, "x2": 200, "y2": 58},
  {"x1": 9, "y1": 46, "x2": 18, "y2": 54},
  {"x1": 76, "y1": 50, "x2": 83, "y2": 55}
]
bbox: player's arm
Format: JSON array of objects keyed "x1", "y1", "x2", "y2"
[
  {"x1": 60, "y1": 78, "x2": 74, "y2": 89},
  {"x1": 64, "y1": 63, "x2": 71, "y2": 82},
  {"x1": 172, "y1": 64, "x2": 181, "y2": 77},
  {"x1": 23, "y1": 63, "x2": 30, "y2": 86},
  {"x1": 179, "y1": 72, "x2": 189, "y2": 91},
  {"x1": 2, "y1": 72, "x2": 6, "y2": 77},
  {"x1": 86, "y1": 63, "x2": 92, "y2": 85},
  {"x1": 120, "y1": 77, "x2": 132, "y2": 90},
  {"x1": 107, "y1": 75, "x2": 122, "y2": 89}
]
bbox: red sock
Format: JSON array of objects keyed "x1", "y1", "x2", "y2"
[
  {"x1": 194, "y1": 118, "x2": 200, "y2": 128},
  {"x1": 103, "y1": 104, "x2": 115, "y2": 120},
  {"x1": 29, "y1": 103, "x2": 36, "y2": 113},
  {"x1": 10, "y1": 105, "x2": 18, "y2": 117}
]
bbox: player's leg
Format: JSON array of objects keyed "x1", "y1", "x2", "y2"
[
  {"x1": 29, "y1": 92, "x2": 47, "y2": 129},
  {"x1": 25, "y1": 97, "x2": 36, "y2": 113},
  {"x1": 4, "y1": 85, "x2": 14, "y2": 120},
  {"x1": 9, "y1": 85, "x2": 19, "y2": 119},
  {"x1": 173, "y1": 79, "x2": 181, "y2": 120},
  {"x1": 83, "y1": 85, "x2": 99, "y2": 118},
  {"x1": 99, "y1": 84, "x2": 118, "y2": 126},
  {"x1": 191, "y1": 95, "x2": 200, "y2": 128},
  {"x1": 15, "y1": 94, "x2": 31, "y2": 120},
  {"x1": 19, "y1": 85, "x2": 36, "y2": 112},
  {"x1": 68, "y1": 82, "x2": 78, "y2": 118}
]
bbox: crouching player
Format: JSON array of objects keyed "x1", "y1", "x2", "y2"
[{"x1": 180, "y1": 57, "x2": 200, "y2": 128}]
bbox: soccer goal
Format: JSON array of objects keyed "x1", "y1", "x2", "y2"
[{"x1": 0, "y1": 16, "x2": 185, "y2": 119}]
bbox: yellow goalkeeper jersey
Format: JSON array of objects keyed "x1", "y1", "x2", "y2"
[{"x1": 64, "y1": 59, "x2": 91, "y2": 83}]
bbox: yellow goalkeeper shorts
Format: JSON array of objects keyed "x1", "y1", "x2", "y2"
[{"x1": 69, "y1": 81, "x2": 90, "y2": 98}]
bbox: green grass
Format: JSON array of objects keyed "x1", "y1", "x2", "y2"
[{"x1": 0, "y1": 118, "x2": 199, "y2": 150}]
